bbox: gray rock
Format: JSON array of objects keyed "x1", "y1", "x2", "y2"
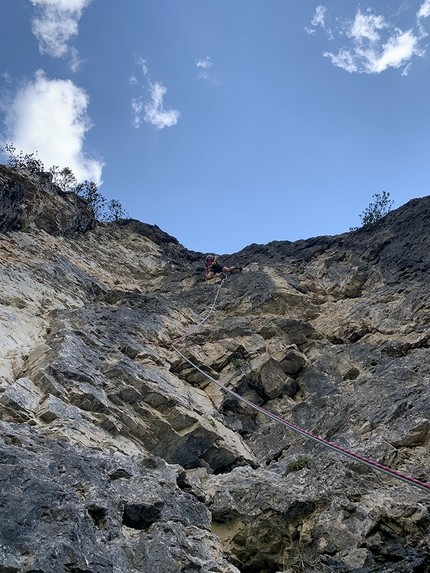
[
  {"x1": 280, "y1": 346, "x2": 307, "y2": 376},
  {"x1": 255, "y1": 357, "x2": 299, "y2": 399},
  {"x1": 1, "y1": 166, "x2": 430, "y2": 572},
  {"x1": 0, "y1": 164, "x2": 96, "y2": 236},
  {"x1": 0, "y1": 169, "x2": 25, "y2": 232},
  {"x1": 0, "y1": 422, "x2": 235, "y2": 573}
]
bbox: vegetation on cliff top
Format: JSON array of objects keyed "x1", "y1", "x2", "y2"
[
  {"x1": 2, "y1": 144, "x2": 128, "y2": 223},
  {"x1": 2, "y1": 143, "x2": 395, "y2": 232}
]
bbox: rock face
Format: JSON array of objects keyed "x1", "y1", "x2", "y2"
[
  {"x1": 0, "y1": 165, "x2": 96, "y2": 235},
  {"x1": 0, "y1": 167, "x2": 429, "y2": 573},
  {"x1": 0, "y1": 168, "x2": 25, "y2": 232}
]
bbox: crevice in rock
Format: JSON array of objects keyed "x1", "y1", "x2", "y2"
[
  {"x1": 264, "y1": 445, "x2": 290, "y2": 466},
  {"x1": 87, "y1": 505, "x2": 107, "y2": 529},
  {"x1": 211, "y1": 515, "x2": 289, "y2": 573},
  {"x1": 122, "y1": 500, "x2": 164, "y2": 530},
  {"x1": 108, "y1": 467, "x2": 132, "y2": 480}
]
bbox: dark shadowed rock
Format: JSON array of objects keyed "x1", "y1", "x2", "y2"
[
  {"x1": 0, "y1": 165, "x2": 96, "y2": 235},
  {"x1": 0, "y1": 169, "x2": 25, "y2": 232},
  {"x1": 116, "y1": 218, "x2": 179, "y2": 245}
]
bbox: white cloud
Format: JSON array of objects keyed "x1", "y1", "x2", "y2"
[
  {"x1": 307, "y1": 6, "x2": 335, "y2": 40},
  {"x1": 321, "y1": 7, "x2": 426, "y2": 74},
  {"x1": 402, "y1": 62, "x2": 412, "y2": 75},
  {"x1": 325, "y1": 28, "x2": 422, "y2": 74},
  {"x1": 417, "y1": 0, "x2": 430, "y2": 18},
  {"x1": 197, "y1": 69, "x2": 219, "y2": 83},
  {"x1": 324, "y1": 48, "x2": 358, "y2": 73},
  {"x1": 196, "y1": 56, "x2": 213, "y2": 69},
  {"x1": 348, "y1": 10, "x2": 387, "y2": 43},
  {"x1": 311, "y1": 5, "x2": 326, "y2": 28},
  {"x1": 143, "y1": 82, "x2": 180, "y2": 130},
  {"x1": 1, "y1": 70, "x2": 103, "y2": 184},
  {"x1": 196, "y1": 56, "x2": 219, "y2": 83},
  {"x1": 130, "y1": 56, "x2": 180, "y2": 129},
  {"x1": 29, "y1": 0, "x2": 91, "y2": 65},
  {"x1": 69, "y1": 47, "x2": 85, "y2": 73},
  {"x1": 371, "y1": 30, "x2": 422, "y2": 72}
]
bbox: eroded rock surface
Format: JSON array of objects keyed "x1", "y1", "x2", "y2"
[{"x1": 0, "y1": 167, "x2": 429, "y2": 572}]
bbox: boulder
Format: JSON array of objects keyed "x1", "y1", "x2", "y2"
[{"x1": 255, "y1": 357, "x2": 299, "y2": 399}]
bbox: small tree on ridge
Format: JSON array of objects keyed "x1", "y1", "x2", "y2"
[
  {"x1": 360, "y1": 191, "x2": 394, "y2": 225},
  {"x1": 351, "y1": 191, "x2": 394, "y2": 230}
]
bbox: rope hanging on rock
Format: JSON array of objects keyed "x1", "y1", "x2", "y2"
[
  {"x1": 172, "y1": 274, "x2": 227, "y2": 346},
  {"x1": 142, "y1": 275, "x2": 227, "y2": 349},
  {"x1": 170, "y1": 274, "x2": 430, "y2": 493}
]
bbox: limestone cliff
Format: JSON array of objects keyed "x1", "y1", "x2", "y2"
[{"x1": 0, "y1": 164, "x2": 429, "y2": 573}]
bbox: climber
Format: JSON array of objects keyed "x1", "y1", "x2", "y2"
[{"x1": 204, "y1": 254, "x2": 241, "y2": 281}]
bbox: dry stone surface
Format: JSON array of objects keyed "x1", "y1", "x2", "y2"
[{"x1": 0, "y1": 167, "x2": 429, "y2": 572}]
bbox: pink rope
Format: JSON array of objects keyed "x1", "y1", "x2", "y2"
[
  {"x1": 172, "y1": 345, "x2": 430, "y2": 492},
  {"x1": 170, "y1": 275, "x2": 430, "y2": 493}
]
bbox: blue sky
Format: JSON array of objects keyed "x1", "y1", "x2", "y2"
[{"x1": 1, "y1": 1, "x2": 430, "y2": 254}]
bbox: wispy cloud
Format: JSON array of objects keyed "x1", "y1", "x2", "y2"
[
  {"x1": 131, "y1": 97, "x2": 143, "y2": 128},
  {"x1": 69, "y1": 47, "x2": 85, "y2": 73},
  {"x1": 306, "y1": 5, "x2": 333, "y2": 40},
  {"x1": 418, "y1": 0, "x2": 430, "y2": 18},
  {"x1": 349, "y1": 11, "x2": 387, "y2": 43},
  {"x1": 143, "y1": 82, "x2": 180, "y2": 129},
  {"x1": 134, "y1": 55, "x2": 148, "y2": 76},
  {"x1": 402, "y1": 62, "x2": 412, "y2": 76},
  {"x1": 196, "y1": 56, "x2": 213, "y2": 69},
  {"x1": 29, "y1": 0, "x2": 92, "y2": 69},
  {"x1": 1, "y1": 70, "x2": 103, "y2": 184},
  {"x1": 196, "y1": 56, "x2": 219, "y2": 83},
  {"x1": 311, "y1": 5, "x2": 326, "y2": 28},
  {"x1": 2, "y1": 72, "x2": 12, "y2": 84},
  {"x1": 308, "y1": 4, "x2": 430, "y2": 74},
  {"x1": 130, "y1": 56, "x2": 180, "y2": 130}
]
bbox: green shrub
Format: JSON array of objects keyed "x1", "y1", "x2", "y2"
[
  {"x1": 105, "y1": 199, "x2": 129, "y2": 222},
  {"x1": 75, "y1": 180, "x2": 107, "y2": 220},
  {"x1": 2, "y1": 143, "x2": 128, "y2": 224},
  {"x1": 2, "y1": 143, "x2": 44, "y2": 173},
  {"x1": 49, "y1": 166, "x2": 78, "y2": 193},
  {"x1": 284, "y1": 456, "x2": 313, "y2": 474},
  {"x1": 351, "y1": 191, "x2": 394, "y2": 230}
]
